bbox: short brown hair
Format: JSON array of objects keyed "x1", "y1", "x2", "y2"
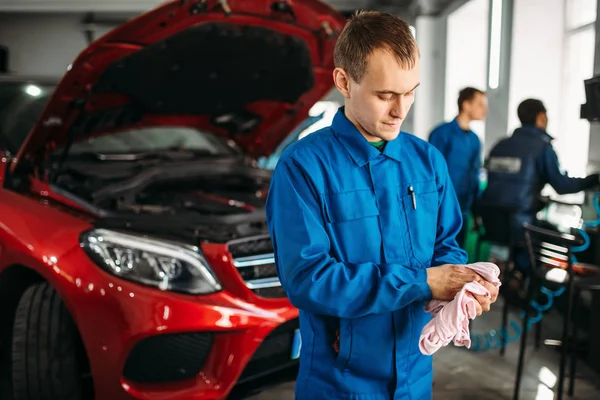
[
  {"x1": 333, "y1": 11, "x2": 419, "y2": 83},
  {"x1": 458, "y1": 87, "x2": 486, "y2": 111}
]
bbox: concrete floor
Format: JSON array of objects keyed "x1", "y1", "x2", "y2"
[
  {"x1": 232, "y1": 302, "x2": 600, "y2": 400},
  {"x1": 1, "y1": 299, "x2": 598, "y2": 399}
]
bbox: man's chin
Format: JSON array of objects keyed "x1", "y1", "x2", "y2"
[{"x1": 379, "y1": 127, "x2": 402, "y2": 141}]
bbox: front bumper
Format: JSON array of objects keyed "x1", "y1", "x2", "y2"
[{"x1": 55, "y1": 245, "x2": 298, "y2": 400}]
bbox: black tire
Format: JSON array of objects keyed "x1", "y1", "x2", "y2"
[{"x1": 12, "y1": 282, "x2": 83, "y2": 400}]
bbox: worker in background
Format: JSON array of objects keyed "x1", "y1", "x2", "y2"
[
  {"x1": 266, "y1": 11, "x2": 498, "y2": 400},
  {"x1": 481, "y1": 98, "x2": 600, "y2": 277},
  {"x1": 428, "y1": 87, "x2": 488, "y2": 247}
]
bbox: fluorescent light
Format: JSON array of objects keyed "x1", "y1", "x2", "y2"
[
  {"x1": 488, "y1": 0, "x2": 503, "y2": 89},
  {"x1": 25, "y1": 84, "x2": 41, "y2": 97},
  {"x1": 409, "y1": 25, "x2": 416, "y2": 39}
]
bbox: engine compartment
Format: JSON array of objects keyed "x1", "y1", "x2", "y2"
[{"x1": 52, "y1": 156, "x2": 271, "y2": 217}]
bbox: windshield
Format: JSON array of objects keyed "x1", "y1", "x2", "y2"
[
  {"x1": 64, "y1": 126, "x2": 240, "y2": 157},
  {"x1": 0, "y1": 81, "x2": 55, "y2": 153}
]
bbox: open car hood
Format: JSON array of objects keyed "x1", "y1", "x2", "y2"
[{"x1": 13, "y1": 0, "x2": 345, "y2": 172}]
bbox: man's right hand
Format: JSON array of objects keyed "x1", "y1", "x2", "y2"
[{"x1": 426, "y1": 264, "x2": 486, "y2": 301}]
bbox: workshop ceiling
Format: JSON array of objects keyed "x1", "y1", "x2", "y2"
[
  {"x1": 0, "y1": 0, "x2": 467, "y2": 19},
  {"x1": 327, "y1": 0, "x2": 463, "y2": 18}
]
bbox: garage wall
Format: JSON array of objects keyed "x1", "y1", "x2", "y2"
[
  {"x1": 507, "y1": 0, "x2": 564, "y2": 135},
  {"x1": 444, "y1": 0, "x2": 489, "y2": 143},
  {"x1": 0, "y1": 0, "x2": 160, "y2": 12},
  {"x1": 0, "y1": 13, "x2": 119, "y2": 78}
]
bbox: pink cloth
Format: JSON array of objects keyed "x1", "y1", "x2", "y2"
[{"x1": 419, "y1": 262, "x2": 501, "y2": 355}]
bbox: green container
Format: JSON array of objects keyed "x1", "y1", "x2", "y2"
[{"x1": 464, "y1": 213, "x2": 490, "y2": 263}]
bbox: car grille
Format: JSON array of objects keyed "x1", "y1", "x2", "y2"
[
  {"x1": 122, "y1": 332, "x2": 214, "y2": 383},
  {"x1": 228, "y1": 235, "x2": 286, "y2": 298},
  {"x1": 237, "y1": 319, "x2": 300, "y2": 384}
]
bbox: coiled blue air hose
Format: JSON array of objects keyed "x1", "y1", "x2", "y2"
[
  {"x1": 571, "y1": 193, "x2": 600, "y2": 255},
  {"x1": 468, "y1": 193, "x2": 600, "y2": 352}
]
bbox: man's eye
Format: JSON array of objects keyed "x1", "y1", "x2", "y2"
[
  {"x1": 379, "y1": 95, "x2": 393, "y2": 101},
  {"x1": 406, "y1": 91, "x2": 415, "y2": 97}
]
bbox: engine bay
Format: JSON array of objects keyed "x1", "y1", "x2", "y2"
[{"x1": 51, "y1": 155, "x2": 271, "y2": 218}]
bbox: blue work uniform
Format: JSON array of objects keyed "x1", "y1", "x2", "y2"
[
  {"x1": 428, "y1": 119, "x2": 482, "y2": 244},
  {"x1": 481, "y1": 125, "x2": 599, "y2": 272},
  {"x1": 266, "y1": 108, "x2": 467, "y2": 400},
  {"x1": 482, "y1": 125, "x2": 598, "y2": 242}
]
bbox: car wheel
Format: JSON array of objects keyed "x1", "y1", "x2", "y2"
[{"x1": 12, "y1": 282, "x2": 83, "y2": 400}]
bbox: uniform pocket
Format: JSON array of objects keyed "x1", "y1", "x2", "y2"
[
  {"x1": 323, "y1": 190, "x2": 382, "y2": 262},
  {"x1": 399, "y1": 180, "x2": 439, "y2": 266},
  {"x1": 323, "y1": 190, "x2": 380, "y2": 223},
  {"x1": 333, "y1": 318, "x2": 352, "y2": 370},
  {"x1": 336, "y1": 314, "x2": 395, "y2": 381}
]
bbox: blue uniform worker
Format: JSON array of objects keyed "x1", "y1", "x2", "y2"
[
  {"x1": 266, "y1": 108, "x2": 467, "y2": 399},
  {"x1": 266, "y1": 12, "x2": 498, "y2": 400},
  {"x1": 480, "y1": 99, "x2": 599, "y2": 273},
  {"x1": 428, "y1": 88, "x2": 488, "y2": 247},
  {"x1": 429, "y1": 120, "x2": 481, "y2": 229}
]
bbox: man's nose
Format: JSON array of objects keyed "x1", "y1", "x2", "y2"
[{"x1": 390, "y1": 97, "x2": 409, "y2": 120}]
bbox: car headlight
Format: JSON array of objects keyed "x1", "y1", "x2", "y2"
[{"x1": 80, "y1": 229, "x2": 222, "y2": 295}]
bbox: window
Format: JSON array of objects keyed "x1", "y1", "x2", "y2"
[
  {"x1": 565, "y1": 0, "x2": 597, "y2": 30},
  {"x1": 541, "y1": 0, "x2": 596, "y2": 202},
  {"x1": 555, "y1": 0, "x2": 597, "y2": 178},
  {"x1": 556, "y1": 26, "x2": 595, "y2": 177}
]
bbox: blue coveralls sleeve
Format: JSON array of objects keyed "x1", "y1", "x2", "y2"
[
  {"x1": 430, "y1": 152, "x2": 469, "y2": 267},
  {"x1": 266, "y1": 158, "x2": 432, "y2": 319},
  {"x1": 539, "y1": 145, "x2": 595, "y2": 194}
]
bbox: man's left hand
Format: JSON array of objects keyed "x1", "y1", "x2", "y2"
[{"x1": 470, "y1": 280, "x2": 499, "y2": 316}]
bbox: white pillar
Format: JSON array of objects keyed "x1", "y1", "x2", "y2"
[
  {"x1": 483, "y1": 0, "x2": 514, "y2": 155},
  {"x1": 413, "y1": 15, "x2": 447, "y2": 140},
  {"x1": 444, "y1": 0, "x2": 490, "y2": 144}
]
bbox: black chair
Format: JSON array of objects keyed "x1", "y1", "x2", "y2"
[
  {"x1": 514, "y1": 223, "x2": 600, "y2": 400},
  {"x1": 472, "y1": 202, "x2": 520, "y2": 356},
  {"x1": 568, "y1": 272, "x2": 600, "y2": 397}
]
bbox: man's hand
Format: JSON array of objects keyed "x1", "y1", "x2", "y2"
[
  {"x1": 426, "y1": 264, "x2": 485, "y2": 301},
  {"x1": 469, "y1": 280, "x2": 499, "y2": 316},
  {"x1": 427, "y1": 264, "x2": 500, "y2": 315}
]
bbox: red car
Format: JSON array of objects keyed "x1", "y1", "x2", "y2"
[{"x1": 0, "y1": 1, "x2": 345, "y2": 399}]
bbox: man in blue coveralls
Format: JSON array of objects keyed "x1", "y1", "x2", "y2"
[
  {"x1": 481, "y1": 98, "x2": 600, "y2": 276},
  {"x1": 266, "y1": 11, "x2": 499, "y2": 400},
  {"x1": 428, "y1": 88, "x2": 488, "y2": 247}
]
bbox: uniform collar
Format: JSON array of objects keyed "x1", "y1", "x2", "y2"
[
  {"x1": 452, "y1": 117, "x2": 471, "y2": 133},
  {"x1": 331, "y1": 107, "x2": 404, "y2": 166},
  {"x1": 514, "y1": 125, "x2": 554, "y2": 142}
]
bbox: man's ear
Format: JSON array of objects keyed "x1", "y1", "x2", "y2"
[{"x1": 333, "y1": 67, "x2": 351, "y2": 98}]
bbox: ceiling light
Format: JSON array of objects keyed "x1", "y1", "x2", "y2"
[{"x1": 25, "y1": 84, "x2": 42, "y2": 97}]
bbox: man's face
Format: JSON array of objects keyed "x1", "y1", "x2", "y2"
[
  {"x1": 536, "y1": 112, "x2": 548, "y2": 131},
  {"x1": 463, "y1": 92, "x2": 488, "y2": 121},
  {"x1": 333, "y1": 48, "x2": 420, "y2": 142}
]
